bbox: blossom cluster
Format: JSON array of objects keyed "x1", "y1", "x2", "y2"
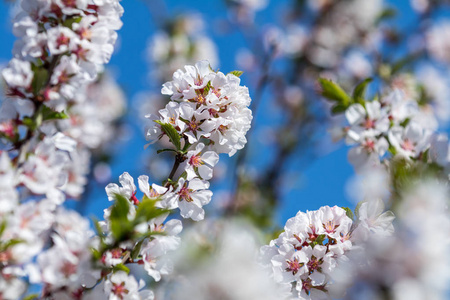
[
  {"x1": 0, "y1": 0, "x2": 125, "y2": 199},
  {"x1": 0, "y1": 0, "x2": 125, "y2": 298},
  {"x1": 325, "y1": 78, "x2": 450, "y2": 171},
  {"x1": 260, "y1": 204, "x2": 394, "y2": 299},
  {"x1": 86, "y1": 191, "x2": 182, "y2": 300},
  {"x1": 5, "y1": 0, "x2": 123, "y2": 97},
  {"x1": 142, "y1": 61, "x2": 252, "y2": 220}
]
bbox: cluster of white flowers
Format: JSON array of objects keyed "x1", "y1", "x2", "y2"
[
  {"x1": 334, "y1": 84, "x2": 447, "y2": 170},
  {"x1": 91, "y1": 197, "x2": 182, "y2": 299},
  {"x1": 0, "y1": 196, "x2": 100, "y2": 298},
  {"x1": 140, "y1": 61, "x2": 252, "y2": 220},
  {"x1": 57, "y1": 73, "x2": 126, "y2": 149},
  {"x1": 0, "y1": 0, "x2": 125, "y2": 298},
  {"x1": 260, "y1": 204, "x2": 394, "y2": 299},
  {"x1": 148, "y1": 13, "x2": 218, "y2": 82},
  {"x1": 5, "y1": 0, "x2": 123, "y2": 94},
  {"x1": 153, "y1": 60, "x2": 252, "y2": 156},
  {"x1": 0, "y1": 0, "x2": 125, "y2": 199}
]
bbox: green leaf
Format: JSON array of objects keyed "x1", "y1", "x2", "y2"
[
  {"x1": 330, "y1": 104, "x2": 349, "y2": 115},
  {"x1": 0, "y1": 239, "x2": 24, "y2": 251},
  {"x1": 388, "y1": 145, "x2": 397, "y2": 156},
  {"x1": 228, "y1": 70, "x2": 244, "y2": 77},
  {"x1": 31, "y1": 68, "x2": 49, "y2": 95},
  {"x1": 23, "y1": 294, "x2": 39, "y2": 300},
  {"x1": 318, "y1": 78, "x2": 351, "y2": 105},
  {"x1": 421, "y1": 148, "x2": 429, "y2": 163},
  {"x1": 156, "y1": 148, "x2": 177, "y2": 154},
  {"x1": 131, "y1": 239, "x2": 144, "y2": 260},
  {"x1": 203, "y1": 81, "x2": 212, "y2": 94},
  {"x1": 400, "y1": 118, "x2": 410, "y2": 127},
  {"x1": 0, "y1": 220, "x2": 7, "y2": 238},
  {"x1": 315, "y1": 234, "x2": 326, "y2": 245},
  {"x1": 342, "y1": 207, "x2": 354, "y2": 221},
  {"x1": 91, "y1": 247, "x2": 102, "y2": 261},
  {"x1": 41, "y1": 105, "x2": 69, "y2": 121},
  {"x1": 63, "y1": 16, "x2": 82, "y2": 29},
  {"x1": 22, "y1": 117, "x2": 37, "y2": 130},
  {"x1": 112, "y1": 263, "x2": 130, "y2": 274},
  {"x1": 135, "y1": 198, "x2": 168, "y2": 224},
  {"x1": 155, "y1": 121, "x2": 181, "y2": 150},
  {"x1": 376, "y1": 7, "x2": 397, "y2": 24},
  {"x1": 352, "y1": 78, "x2": 373, "y2": 103},
  {"x1": 109, "y1": 194, "x2": 132, "y2": 241}
]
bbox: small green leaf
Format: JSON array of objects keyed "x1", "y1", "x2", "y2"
[
  {"x1": 131, "y1": 240, "x2": 144, "y2": 260},
  {"x1": 352, "y1": 78, "x2": 373, "y2": 103},
  {"x1": 22, "y1": 117, "x2": 36, "y2": 130},
  {"x1": 135, "y1": 198, "x2": 169, "y2": 224},
  {"x1": 112, "y1": 263, "x2": 130, "y2": 274},
  {"x1": 203, "y1": 81, "x2": 212, "y2": 94},
  {"x1": 63, "y1": 16, "x2": 83, "y2": 29},
  {"x1": 110, "y1": 194, "x2": 132, "y2": 241},
  {"x1": 376, "y1": 7, "x2": 397, "y2": 24},
  {"x1": 155, "y1": 121, "x2": 181, "y2": 150},
  {"x1": 388, "y1": 145, "x2": 398, "y2": 156},
  {"x1": 0, "y1": 220, "x2": 7, "y2": 238},
  {"x1": 421, "y1": 148, "x2": 429, "y2": 163},
  {"x1": 400, "y1": 118, "x2": 410, "y2": 127},
  {"x1": 31, "y1": 68, "x2": 49, "y2": 95},
  {"x1": 315, "y1": 234, "x2": 326, "y2": 245},
  {"x1": 156, "y1": 148, "x2": 177, "y2": 154},
  {"x1": 23, "y1": 294, "x2": 39, "y2": 300},
  {"x1": 91, "y1": 247, "x2": 102, "y2": 261},
  {"x1": 342, "y1": 207, "x2": 354, "y2": 221},
  {"x1": 318, "y1": 78, "x2": 351, "y2": 105},
  {"x1": 41, "y1": 105, "x2": 69, "y2": 121},
  {"x1": 228, "y1": 70, "x2": 244, "y2": 77},
  {"x1": 331, "y1": 104, "x2": 349, "y2": 115}
]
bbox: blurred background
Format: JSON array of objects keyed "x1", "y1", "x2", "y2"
[{"x1": 1, "y1": 0, "x2": 449, "y2": 230}]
